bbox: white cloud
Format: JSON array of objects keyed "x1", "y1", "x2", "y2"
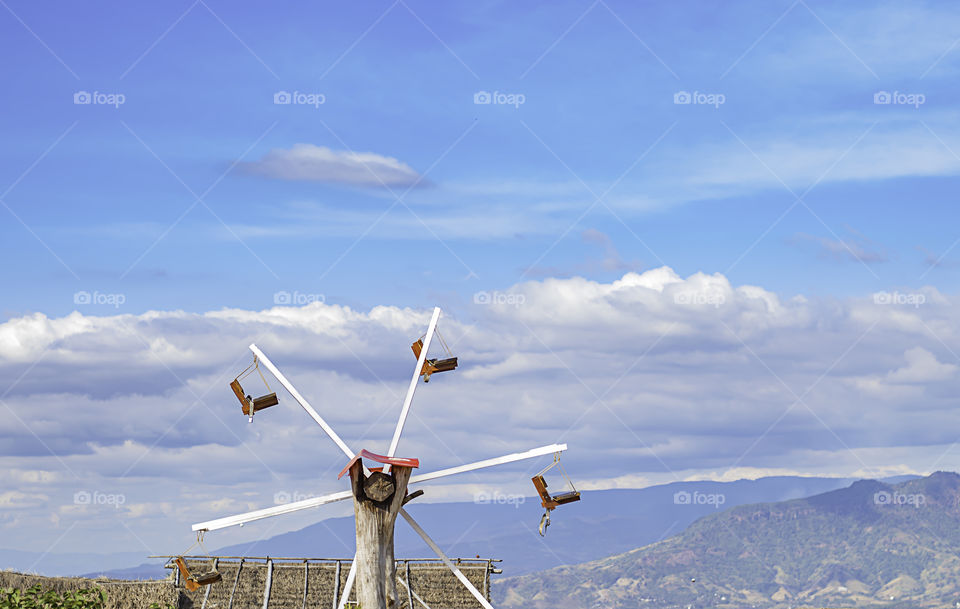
[
  {"x1": 578, "y1": 473, "x2": 653, "y2": 491},
  {"x1": 0, "y1": 491, "x2": 49, "y2": 509},
  {"x1": 646, "y1": 120, "x2": 960, "y2": 206},
  {"x1": 685, "y1": 467, "x2": 828, "y2": 482},
  {"x1": 886, "y1": 346, "x2": 958, "y2": 383},
  {"x1": 240, "y1": 144, "x2": 422, "y2": 187},
  {"x1": 212, "y1": 119, "x2": 960, "y2": 243},
  {"x1": 2, "y1": 268, "x2": 960, "y2": 552}
]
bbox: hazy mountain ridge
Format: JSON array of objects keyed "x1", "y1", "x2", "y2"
[
  {"x1": 495, "y1": 472, "x2": 960, "y2": 609},
  {"x1": 63, "y1": 475, "x2": 879, "y2": 579}
]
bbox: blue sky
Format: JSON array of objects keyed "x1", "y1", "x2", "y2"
[
  {"x1": 3, "y1": 0, "x2": 959, "y2": 318},
  {"x1": 3, "y1": 0, "x2": 960, "y2": 560}
]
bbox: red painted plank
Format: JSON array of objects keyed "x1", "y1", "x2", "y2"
[{"x1": 338, "y1": 449, "x2": 420, "y2": 479}]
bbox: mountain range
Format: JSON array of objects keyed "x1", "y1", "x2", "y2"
[
  {"x1": 45, "y1": 474, "x2": 886, "y2": 579},
  {"x1": 495, "y1": 471, "x2": 960, "y2": 608}
]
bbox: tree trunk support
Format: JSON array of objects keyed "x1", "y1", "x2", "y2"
[{"x1": 348, "y1": 460, "x2": 413, "y2": 609}]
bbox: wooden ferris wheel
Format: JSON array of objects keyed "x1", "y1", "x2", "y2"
[{"x1": 190, "y1": 307, "x2": 577, "y2": 609}]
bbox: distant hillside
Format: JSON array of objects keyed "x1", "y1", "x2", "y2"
[
  {"x1": 495, "y1": 472, "x2": 960, "y2": 609},
  {"x1": 0, "y1": 549, "x2": 147, "y2": 579},
  {"x1": 80, "y1": 475, "x2": 876, "y2": 579}
]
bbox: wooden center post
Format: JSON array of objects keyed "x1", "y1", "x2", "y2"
[{"x1": 347, "y1": 460, "x2": 413, "y2": 609}]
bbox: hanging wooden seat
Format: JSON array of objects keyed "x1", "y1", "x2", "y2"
[
  {"x1": 231, "y1": 356, "x2": 279, "y2": 420},
  {"x1": 531, "y1": 453, "x2": 580, "y2": 536},
  {"x1": 230, "y1": 379, "x2": 278, "y2": 415},
  {"x1": 173, "y1": 557, "x2": 222, "y2": 592},
  {"x1": 411, "y1": 338, "x2": 458, "y2": 383},
  {"x1": 532, "y1": 475, "x2": 581, "y2": 510}
]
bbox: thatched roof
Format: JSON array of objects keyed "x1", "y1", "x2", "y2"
[{"x1": 1, "y1": 556, "x2": 499, "y2": 609}]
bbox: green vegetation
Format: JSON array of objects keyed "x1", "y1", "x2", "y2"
[{"x1": 0, "y1": 585, "x2": 105, "y2": 609}]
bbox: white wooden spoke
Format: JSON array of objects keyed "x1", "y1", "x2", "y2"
[
  {"x1": 407, "y1": 443, "x2": 567, "y2": 485},
  {"x1": 250, "y1": 344, "x2": 354, "y2": 460},
  {"x1": 384, "y1": 307, "x2": 441, "y2": 474},
  {"x1": 400, "y1": 508, "x2": 494, "y2": 609},
  {"x1": 191, "y1": 489, "x2": 352, "y2": 532}
]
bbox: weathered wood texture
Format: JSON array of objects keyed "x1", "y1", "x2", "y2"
[
  {"x1": 349, "y1": 461, "x2": 413, "y2": 609},
  {"x1": 364, "y1": 472, "x2": 396, "y2": 502}
]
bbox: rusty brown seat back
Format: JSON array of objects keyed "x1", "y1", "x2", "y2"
[
  {"x1": 532, "y1": 475, "x2": 558, "y2": 510},
  {"x1": 229, "y1": 379, "x2": 249, "y2": 410},
  {"x1": 174, "y1": 557, "x2": 200, "y2": 592}
]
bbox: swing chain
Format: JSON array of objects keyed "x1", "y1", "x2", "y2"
[
  {"x1": 555, "y1": 453, "x2": 577, "y2": 493},
  {"x1": 254, "y1": 356, "x2": 271, "y2": 393},
  {"x1": 419, "y1": 327, "x2": 454, "y2": 357},
  {"x1": 236, "y1": 355, "x2": 271, "y2": 393}
]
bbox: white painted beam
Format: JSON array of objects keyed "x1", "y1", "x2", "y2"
[
  {"x1": 191, "y1": 444, "x2": 567, "y2": 531},
  {"x1": 407, "y1": 444, "x2": 567, "y2": 485},
  {"x1": 192, "y1": 489, "x2": 352, "y2": 532},
  {"x1": 400, "y1": 509, "x2": 494, "y2": 609},
  {"x1": 384, "y1": 306, "x2": 441, "y2": 474},
  {"x1": 250, "y1": 344, "x2": 354, "y2": 461}
]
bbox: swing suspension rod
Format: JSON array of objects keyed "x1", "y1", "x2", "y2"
[
  {"x1": 420, "y1": 327, "x2": 453, "y2": 357},
  {"x1": 535, "y1": 452, "x2": 577, "y2": 493},
  {"x1": 236, "y1": 356, "x2": 271, "y2": 393}
]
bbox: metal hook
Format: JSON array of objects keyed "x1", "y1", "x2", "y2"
[{"x1": 538, "y1": 511, "x2": 550, "y2": 536}]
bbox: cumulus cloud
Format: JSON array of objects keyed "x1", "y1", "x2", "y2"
[
  {"x1": 1, "y1": 268, "x2": 959, "y2": 553},
  {"x1": 886, "y1": 347, "x2": 958, "y2": 383},
  {"x1": 239, "y1": 144, "x2": 423, "y2": 188}
]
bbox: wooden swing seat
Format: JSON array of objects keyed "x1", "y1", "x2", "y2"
[
  {"x1": 230, "y1": 379, "x2": 278, "y2": 415},
  {"x1": 411, "y1": 339, "x2": 458, "y2": 382},
  {"x1": 243, "y1": 392, "x2": 278, "y2": 415},
  {"x1": 173, "y1": 557, "x2": 222, "y2": 592},
  {"x1": 532, "y1": 474, "x2": 581, "y2": 510}
]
